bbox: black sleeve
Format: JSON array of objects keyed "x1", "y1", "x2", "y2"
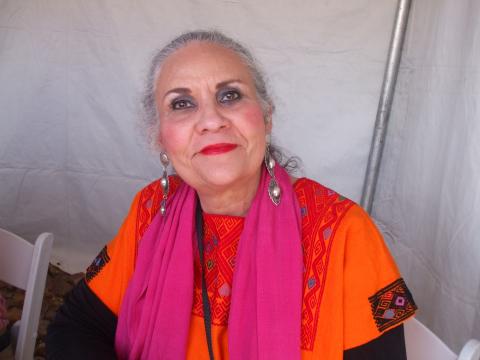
[
  {"x1": 46, "y1": 279, "x2": 118, "y2": 360},
  {"x1": 0, "y1": 327, "x2": 11, "y2": 352},
  {"x1": 343, "y1": 325, "x2": 407, "y2": 360}
]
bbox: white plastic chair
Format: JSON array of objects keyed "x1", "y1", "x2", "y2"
[
  {"x1": 0, "y1": 228, "x2": 53, "y2": 360},
  {"x1": 405, "y1": 318, "x2": 480, "y2": 360}
]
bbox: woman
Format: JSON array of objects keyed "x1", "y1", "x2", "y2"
[{"x1": 47, "y1": 31, "x2": 416, "y2": 359}]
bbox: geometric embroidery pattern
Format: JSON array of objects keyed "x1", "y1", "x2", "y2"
[
  {"x1": 190, "y1": 178, "x2": 354, "y2": 346},
  {"x1": 295, "y1": 178, "x2": 354, "y2": 350},
  {"x1": 369, "y1": 278, "x2": 417, "y2": 332},
  {"x1": 192, "y1": 213, "x2": 244, "y2": 325},
  {"x1": 133, "y1": 176, "x2": 356, "y2": 350},
  {"x1": 85, "y1": 246, "x2": 111, "y2": 282},
  {"x1": 135, "y1": 176, "x2": 181, "y2": 259}
]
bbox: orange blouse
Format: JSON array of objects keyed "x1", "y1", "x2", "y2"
[{"x1": 85, "y1": 176, "x2": 416, "y2": 359}]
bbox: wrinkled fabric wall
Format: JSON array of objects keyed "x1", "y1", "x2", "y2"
[
  {"x1": 0, "y1": 0, "x2": 396, "y2": 272},
  {"x1": 373, "y1": 0, "x2": 480, "y2": 352},
  {"x1": 1, "y1": 0, "x2": 478, "y2": 353}
]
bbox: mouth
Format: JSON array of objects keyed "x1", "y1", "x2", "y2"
[{"x1": 199, "y1": 143, "x2": 238, "y2": 155}]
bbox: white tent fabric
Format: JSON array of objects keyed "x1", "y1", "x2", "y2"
[
  {"x1": 373, "y1": 0, "x2": 480, "y2": 353},
  {"x1": 1, "y1": 0, "x2": 478, "y2": 353},
  {"x1": 0, "y1": 0, "x2": 395, "y2": 271}
]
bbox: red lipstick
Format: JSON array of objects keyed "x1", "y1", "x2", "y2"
[{"x1": 199, "y1": 143, "x2": 238, "y2": 155}]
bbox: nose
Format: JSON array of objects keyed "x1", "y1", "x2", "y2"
[{"x1": 195, "y1": 100, "x2": 229, "y2": 134}]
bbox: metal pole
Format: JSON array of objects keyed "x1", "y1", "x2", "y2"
[{"x1": 360, "y1": 0, "x2": 412, "y2": 213}]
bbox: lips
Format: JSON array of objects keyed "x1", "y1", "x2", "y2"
[{"x1": 199, "y1": 143, "x2": 238, "y2": 155}]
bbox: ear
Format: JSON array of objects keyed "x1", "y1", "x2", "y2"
[
  {"x1": 157, "y1": 130, "x2": 165, "y2": 151},
  {"x1": 265, "y1": 119, "x2": 272, "y2": 135},
  {"x1": 265, "y1": 107, "x2": 273, "y2": 134}
]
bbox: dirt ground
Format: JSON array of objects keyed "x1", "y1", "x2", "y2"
[{"x1": 0, "y1": 265, "x2": 83, "y2": 359}]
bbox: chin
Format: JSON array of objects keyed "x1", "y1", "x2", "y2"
[
  {"x1": 184, "y1": 152, "x2": 263, "y2": 191},
  {"x1": 201, "y1": 168, "x2": 247, "y2": 187},
  {"x1": 198, "y1": 163, "x2": 260, "y2": 189}
]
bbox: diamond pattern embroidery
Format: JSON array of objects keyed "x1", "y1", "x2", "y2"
[{"x1": 369, "y1": 278, "x2": 417, "y2": 332}]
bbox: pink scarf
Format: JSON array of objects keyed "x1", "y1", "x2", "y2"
[{"x1": 115, "y1": 165, "x2": 303, "y2": 359}]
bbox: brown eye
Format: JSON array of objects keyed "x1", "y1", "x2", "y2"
[
  {"x1": 171, "y1": 98, "x2": 194, "y2": 110},
  {"x1": 218, "y1": 89, "x2": 241, "y2": 103}
]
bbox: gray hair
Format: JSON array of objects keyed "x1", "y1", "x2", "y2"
[
  {"x1": 142, "y1": 30, "x2": 274, "y2": 150},
  {"x1": 141, "y1": 29, "x2": 301, "y2": 173}
]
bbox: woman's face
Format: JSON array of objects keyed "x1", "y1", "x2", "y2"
[{"x1": 155, "y1": 42, "x2": 271, "y2": 192}]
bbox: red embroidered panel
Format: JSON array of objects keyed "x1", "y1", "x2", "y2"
[
  {"x1": 134, "y1": 176, "x2": 181, "y2": 256},
  {"x1": 192, "y1": 213, "x2": 244, "y2": 325},
  {"x1": 295, "y1": 179, "x2": 353, "y2": 351},
  {"x1": 134, "y1": 176, "x2": 354, "y2": 350}
]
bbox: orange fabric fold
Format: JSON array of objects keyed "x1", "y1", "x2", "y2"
[{"x1": 86, "y1": 176, "x2": 416, "y2": 359}]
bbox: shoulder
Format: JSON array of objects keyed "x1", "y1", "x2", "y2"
[
  {"x1": 85, "y1": 175, "x2": 184, "y2": 314},
  {"x1": 293, "y1": 177, "x2": 378, "y2": 227},
  {"x1": 292, "y1": 179, "x2": 398, "y2": 273},
  {"x1": 137, "y1": 175, "x2": 183, "y2": 208},
  {"x1": 292, "y1": 177, "x2": 388, "y2": 266},
  {"x1": 293, "y1": 177, "x2": 356, "y2": 224},
  {"x1": 135, "y1": 175, "x2": 183, "y2": 236},
  {"x1": 293, "y1": 177, "x2": 352, "y2": 204}
]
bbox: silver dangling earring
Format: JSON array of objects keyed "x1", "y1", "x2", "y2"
[
  {"x1": 160, "y1": 152, "x2": 170, "y2": 216},
  {"x1": 265, "y1": 142, "x2": 281, "y2": 205}
]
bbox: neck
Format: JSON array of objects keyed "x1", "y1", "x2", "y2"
[{"x1": 196, "y1": 171, "x2": 262, "y2": 217}]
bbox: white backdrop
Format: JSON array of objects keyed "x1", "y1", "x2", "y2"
[
  {"x1": 1, "y1": 0, "x2": 478, "y2": 353},
  {"x1": 373, "y1": 0, "x2": 480, "y2": 352},
  {"x1": 0, "y1": 0, "x2": 395, "y2": 271}
]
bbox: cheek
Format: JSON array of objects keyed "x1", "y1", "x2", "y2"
[
  {"x1": 240, "y1": 105, "x2": 266, "y2": 133},
  {"x1": 157, "y1": 106, "x2": 183, "y2": 150},
  {"x1": 159, "y1": 123, "x2": 187, "y2": 155}
]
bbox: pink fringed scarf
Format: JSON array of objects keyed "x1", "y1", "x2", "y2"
[{"x1": 115, "y1": 165, "x2": 303, "y2": 359}]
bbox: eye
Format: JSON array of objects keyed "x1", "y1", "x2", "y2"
[
  {"x1": 218, "y1": 89, "x2": 242, "y2": 104},
  {"x1": 171, "y1": 97, "x2": 195, "y2": 110}
]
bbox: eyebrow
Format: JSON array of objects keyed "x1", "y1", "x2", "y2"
[
  {"x1": 216, "y1": 79, "x2": 243, "y2": 89},
  {"x1": 163, "y1": 87, "x2": 191, "y2": 99},
  {"x1": 162, "y1": 79, "x2": 245, "y2": 99}
]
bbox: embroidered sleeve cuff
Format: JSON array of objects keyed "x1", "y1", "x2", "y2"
[{"x1": 369, "y1": 278, "x2": 417, "y2": 332}]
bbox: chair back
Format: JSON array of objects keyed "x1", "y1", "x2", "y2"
[
  {"x1": 459, "y1": 339, "x2": 480, "y2": 360},
  {"x1": 405, "y1": 318, "x2": 480, "y2": 360},
  {"x1": 0, "y1": 229, "x2": 53, "y2": 360},
  {"x1": 405, "y1": 318, "x2": 456, "y2": 360}
]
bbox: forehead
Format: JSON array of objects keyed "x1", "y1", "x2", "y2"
[{"x1": 155, "y1": 42, "x2": 255, "y2": 91}]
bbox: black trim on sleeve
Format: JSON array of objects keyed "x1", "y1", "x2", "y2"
[
  {"x1": 369, "y1": 278, "x2": 417, "y2": 332},
  {"x1": 343, "y1": 324, "x2": 407, "y2": 360},
  {"x1": 46, "y1": 279, "x2": 118, "y2": 360},
  {"x1": 0, "y1": 327, "x2": 11, "y2": 352},
  {"x1": 85, "y1": 246, "x2": 111, "y2": 282}
]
